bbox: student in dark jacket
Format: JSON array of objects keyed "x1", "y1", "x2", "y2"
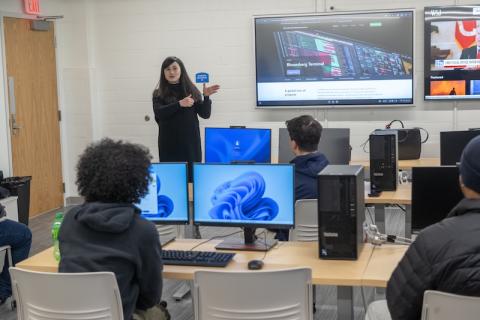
[
  {"x1": 59, "y1": 139, "x2": 168, "y2": 320},
  {"x1": 152, "y1": 56, "x2": 220, "y2": 181},
  {"x1": 274, "y1": 115, "x2": 329, "y2": 241},
  {"x1": 366, "y1": 135, "x2": 480, "y2": 320}
]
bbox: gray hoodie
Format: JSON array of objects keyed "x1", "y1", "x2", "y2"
[{"x1": 58, "y1": 202, "x2": 163, "y2": 320}]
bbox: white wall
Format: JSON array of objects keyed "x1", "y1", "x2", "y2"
[
  {"x1": 0, "y1": 0, "x2": 92, "y2": 198},
  {"x1": 1, "y1": 0, "x2": 480, "y2": 198}
]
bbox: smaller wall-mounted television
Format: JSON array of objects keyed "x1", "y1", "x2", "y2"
[{"x1": 425, "y1": 6, "x2": 480, "y2": 100}]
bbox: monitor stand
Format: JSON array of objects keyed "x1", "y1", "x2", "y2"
[{"x1": 215, "y1": 227, "x2": 278, "y2": 252}]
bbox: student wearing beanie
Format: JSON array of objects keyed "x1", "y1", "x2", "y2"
[{"x1": 366, "y1": 136, "x2": 480, "y2": 320}]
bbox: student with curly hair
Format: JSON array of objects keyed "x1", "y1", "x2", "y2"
[
  {"x1": 58, "y1": 138, "x2": 169, "y2": 320},
  {"x1": 152, "y1": 56, "x2": 220, "y2": 181}
]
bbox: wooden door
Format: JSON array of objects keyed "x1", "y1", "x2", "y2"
[{"x1": 4, "y1": 17, "x2": 63, "y2": 217}]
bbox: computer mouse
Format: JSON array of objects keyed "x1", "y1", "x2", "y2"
[{"x1": 247, "y1": 259, "x2": 264, "y2": 270}]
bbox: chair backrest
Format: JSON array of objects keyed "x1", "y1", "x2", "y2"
[
  {"x1": 421, "y1": 290, "x2": 480, "y2": 320},
  {"x1": 193, "y1": 268, "x2": 313, "y2": 320},
  {"x1": 10, "y1": 267, "x2": 124, "y2": 320},
  {"x1": 0, "y1": 245, "x2": 12, "y2": 271},
  {"x1": 290, "y1": 199, "x2": 318, "y2": 241}
]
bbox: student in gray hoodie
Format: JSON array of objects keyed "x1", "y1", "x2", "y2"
[{"x1": 59, "y1": 139, "x2": 167, "y2": 320}]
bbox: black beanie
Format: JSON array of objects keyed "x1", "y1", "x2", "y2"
[{"x1": 460, "y1": 135, "x2": 480, "y2": 194}]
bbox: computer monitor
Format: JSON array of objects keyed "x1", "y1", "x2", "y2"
[
  {"x1": 204, "y1": 127, "x2": 271, "y2": 163},
  {"x1": 136, "y1": 163, "x2": 189, "y2": 225},
  {"x1": 193, "y1": 163, "x2": 295, "y2": 251},
  {"x1": 278, "y1": 127, "x2": 351, "y2": 164},
  {"x1": 412, "y1": 166, "x2": 463, "y2": 232},
  {"x1": 440, "y1": 130, "x2": 480, "y2": 165}
]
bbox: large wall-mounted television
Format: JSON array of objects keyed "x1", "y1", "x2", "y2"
[
  {"x1": 425, "y1": 6, "x2": 480, "y2": 100},
  {"x1": 254, "y1": 10, "x2": 414, "y2": 107}
]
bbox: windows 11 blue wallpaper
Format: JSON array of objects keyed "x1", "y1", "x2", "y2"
[
  {"x1": 136, "y1": 163, "x2": 189, "y2": 223},
  {"x1": 205, "y1": 128, "x2": 271, "y2": 163},
  {"x1": 193, "y1": 164, "x2": 294, "y2": 227}
]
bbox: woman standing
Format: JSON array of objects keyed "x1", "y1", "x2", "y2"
[{"x1": 152, "y1": 56, "x2": 220, "y2": 180}]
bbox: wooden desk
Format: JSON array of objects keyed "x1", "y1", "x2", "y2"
[
  {"x1": 17, "y1": 240, "x2": 373, "y2": 286},
  {"x1": 362, "y1": 244, "x2": 408, "y2": 288},
  {"x1": 365, "y1": 183, "x2": 411, "y2": 205},
  {"x1": 350, "y1": 158, "x2": 440, "y2": 170}
]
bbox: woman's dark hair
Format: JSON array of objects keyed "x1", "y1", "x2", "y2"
[
  {"x1": 286, "y1": 115, "x2": 323, "y2": 152},
  {"x1": 152, "y1": 56, "x2": 201, "y2": 103},
  {"x1": 76, "y1": 138, "x2": 152, "y2": 203}
]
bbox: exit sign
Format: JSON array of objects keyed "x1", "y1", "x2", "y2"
[{"x1": 24, "y1": 0, "x2": 40, "y2": 15}]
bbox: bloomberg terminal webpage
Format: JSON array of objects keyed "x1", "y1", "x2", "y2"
[{"x1": 255, "y1": 11, "x2": 414, "y2": 106}]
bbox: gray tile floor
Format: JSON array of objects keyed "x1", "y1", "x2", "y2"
[{"x1": 0, "y1": 205, "x2": 406, "y2": 320}]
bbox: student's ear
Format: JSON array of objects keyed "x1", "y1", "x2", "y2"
[{"x1": 290, "y1": 139, "x2": 298, "y2": 153}]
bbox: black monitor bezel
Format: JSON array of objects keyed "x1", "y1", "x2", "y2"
[
  {"x1": 137, "y1": 162, "x2": 190, "y2": 225},
  {"x1": 440, "y1": 130, "x2": 480, "y2": 165},
  {"x1": 192, "y1": 163, "x2": 295, "y2": 229},
  {"x1": 411, "y1": 165, "x2": 463, "y2": 232},
  {"x1": 204, "y1": 127, "x2": 272, "y2": 163}
]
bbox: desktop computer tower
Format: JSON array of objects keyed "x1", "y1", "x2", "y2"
[
  {"x1": 369, "y1": 131, "x2": 398, "y2": 191},
  {"x1": 317, "y1": 165, "x2": 364, "y2": 260}
]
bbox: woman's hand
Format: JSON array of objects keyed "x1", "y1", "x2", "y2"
[
  {"x1": 179, "y1": 95, "x2": 194, "y2": 107},
  {"x1": 203, "y1": 83, "x2": 220, "y2": 97}
]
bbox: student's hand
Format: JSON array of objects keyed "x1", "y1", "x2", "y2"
[
  {"x1": 179, "y1": 95, "x2": 194, "y2": 107},
  {"x1": 203, "y1": 83, "x2": 220, "y2": 97}
]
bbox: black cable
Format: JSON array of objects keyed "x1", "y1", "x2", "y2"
[
  {"x1": 395, "y1": 204, "x2": 406, "y2": 213},
  {"x1": 257, "y1": 229, "x2": 269, "y2": 261},
  {"x1": 360, "y1": 130, "x2": 376, "y2": 153},
  {"x1": 188, "y1": 229, "x2": 244, "y2": 251},
  {"x1": 386, "y1": 119, "x2": 405, "y2": 129},
  {"x1": 417, "y1": 127, "x2": 429, "y2": 143}
]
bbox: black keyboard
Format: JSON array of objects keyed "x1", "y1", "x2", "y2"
[{"x1": 161, "y1": 250, "x2": 235, "y2": 267}]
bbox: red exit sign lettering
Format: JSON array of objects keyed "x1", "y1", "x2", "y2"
[{"x1": 24, "y1": 0, "x2": 40, "y2": 15}]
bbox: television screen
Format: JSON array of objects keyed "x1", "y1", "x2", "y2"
[
  {"x1": 205, "y1": 127, "x2": 271, "y2": 163},
  {"x1": 193, "y1": 163, "x2": 294, "y2": 228},
  {"x1": 425, "y1": 6, "x2": 480, "y2": 100},
  {"x1": 254, "y1": 10, "x2": 414, "y2": 107},
  {"x1": 136, "y1": 163, "x2": 189, "y2": 224}
]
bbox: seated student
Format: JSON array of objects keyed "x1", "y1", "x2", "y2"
[
  {"x1": 0, "y1": 204, "x2": 32, "y2": 305},
  {"x1": 59, "y1": 139, "x2": 169, "y2": 320},
  {"x1": 274, "y1": 115, "x2": 329, "y2": 241},
  {"x1": 365, "y1": 135, "x2": 480, "y2": 320}
]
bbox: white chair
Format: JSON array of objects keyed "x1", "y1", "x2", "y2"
[
  {"x1": 193, "y1": 268, "x2": 313, "y2": 320},
  {"x1": 290, "y1": 199, "x2": 318, "y2": 241},
  {"x1": 421, "y1": 290, "x2": 480, "y2": 320},
  {"x1": 10, "y1": 267, "x2": 124, "y2": 320}
]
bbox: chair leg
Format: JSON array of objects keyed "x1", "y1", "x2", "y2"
[
  {"x1": 172, "y1": 282, "x2": 191, "y2": 301},
  {"x1": 313, "y1": 285, "x2": 316, "y2": 313}
]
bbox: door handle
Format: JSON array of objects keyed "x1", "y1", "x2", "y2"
[{"x1": 8, "y1": 76, "x2": 22, "y2": 135}]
